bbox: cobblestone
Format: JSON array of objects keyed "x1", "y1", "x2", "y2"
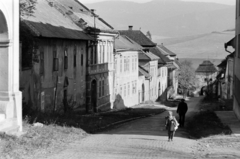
[{"x1": 44, "y1": 97, "x2": 204, "y2": 159}]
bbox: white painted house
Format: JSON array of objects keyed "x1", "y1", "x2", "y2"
[{"x1": 114, "y1": 35, "x2": 142, "y2": 108}]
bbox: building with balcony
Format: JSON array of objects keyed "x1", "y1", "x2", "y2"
[{"x1": 58, "y1": 0, "x2": 119, "y2": 113}]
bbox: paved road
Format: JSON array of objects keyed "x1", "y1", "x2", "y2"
[{"x1": 45, "y1": 97, "x2": 204, "y2": 159}]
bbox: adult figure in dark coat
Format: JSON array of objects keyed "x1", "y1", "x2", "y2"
[{"x1": 177, "y1": 99, "x2": 188, "y2": 127}]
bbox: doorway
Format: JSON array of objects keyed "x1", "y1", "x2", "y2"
[
  {"x1": 142, "y1": 84, "x2": 145, "y2": 102},
  {"x1": 91, "y1": 80, "x2": 97, "y2": 112}
]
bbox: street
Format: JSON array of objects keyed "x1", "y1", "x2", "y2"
[{"x1": 45, "y1": 97, "x2": 205, "y2": 159}]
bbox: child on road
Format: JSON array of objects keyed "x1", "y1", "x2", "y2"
[{"x1": 165, "y1": 111, "x2": 179, "y2": 142}]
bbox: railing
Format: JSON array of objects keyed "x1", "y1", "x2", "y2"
[{"x1": 88, "y1": 63, "x2": 109, "y2": 74}]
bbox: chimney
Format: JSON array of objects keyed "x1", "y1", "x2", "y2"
[{"x1": 129, "y1": 26, "x2": 133, "y2": 30}]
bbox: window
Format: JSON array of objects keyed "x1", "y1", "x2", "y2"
[
  {"x1": 74, "y1": 45, "x2": 77, "y2": 68},
  {"x1": 103, "y1": 42, "x2": 105, "y2": 63},
  {"x1": 81, "y1": 54, "x2": 83, "y2": 66},
  {"x1": 94, "y1": 44, "x2": 97, "y2": 64},
  {"x1": 102, "y1": 80, "x2": 104, "y2": 97},
  {"x1": 132, "y1": 57, "x2": 134, "y2": 71},
  {"x1": 120, "y1": 58, "x2": 122, "y2": 72},
  {"x1": 64, "y1": 48, "x2": 68, "y2": 70},
  {"x1": 124, "y1": 57, "x2": 126, "y2": 72},
  {"x1": 90, "y1": 45, "x2": 94, "y2": 65},
  {"x1": 53, "y1": 45, "x2": 58, "y2": 71},
  {"x1": 115, "y1": 59, "x2": 117, "y2": 72},
  {"x1": 128, "y1": 83, "x2": 130, "y2": 95},
  {"x1": 40, "y1": 48, "x2": 44, "y2": 75},
  {"x1": 132, "y1": 81, "x2": 134, "y2": 94},
  {"x1": 124, "y1": 84, "x2": 126, "y2": 97},
  {"x1": 135, "y1": 57, "x2": 137, "y2": 70},
  {"x1": 99, "y1": 80, "x2": 102, "y2": 98},
  {"x1": 120, "y1": 85, "x2": 122, "y2": 95},
  {"x1": 238, "y1": 35, "x2": 240, "y2": 58}
]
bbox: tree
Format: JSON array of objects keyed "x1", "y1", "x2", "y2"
[
  {"x1": 20, "y1": 0, "x2": 37, "y2": 17},
  {"x1": 178, "y1": 60, "x2": 198, "y2": 98}
]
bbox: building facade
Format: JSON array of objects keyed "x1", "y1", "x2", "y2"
[
  {"x1": 234, "y1": 0, "x2": 240, "y2": 119},
  {"x1": 20, "y1": 0, "x2": 92, "y2": 113},
  {"x1": 114, "y1": 36, "x2": 141, "y2": 108}
]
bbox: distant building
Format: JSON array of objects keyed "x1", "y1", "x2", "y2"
[
  {"x1": 195, "y1": 60, "x2": 218, "y2": 88},
  {"x1": 157, "y1": 44, "x2": 180, "y2": 98},
  {"x1": 119, "y1": 26, "x2": 171, "y2": 101},
  {"x1": 138, "y1": 51, "x2": 160, "y2": 102}
]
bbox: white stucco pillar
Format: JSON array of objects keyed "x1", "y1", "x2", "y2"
[{"x1": 0, "y1": 0, "x2": 22, "y2": 131}]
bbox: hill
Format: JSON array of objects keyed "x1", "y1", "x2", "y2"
[
  {"x1": 164, "y1": 31, "x2": 235, "y2": 59},
  {"x1": 85, "y1": 0, "x2": 235, "y2": 38}
]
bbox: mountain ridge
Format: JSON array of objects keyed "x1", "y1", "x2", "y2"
[{"x1": 85, "y1": 0, "x2": 235, "y2": 37}]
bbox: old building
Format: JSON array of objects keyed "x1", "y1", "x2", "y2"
[
  {"x1": 157, "y1": 44, "x2": 180, "y2": 96},
  {"x1": 114, "y1": 35, "x2": 142, "y2": 108},
  {"x1": 138, "y1": 66, "x2": 151, "y2": 103},
  {"x1": 233, "y1": 0, "x2": 240, "y2": 119},
  {"x1": 195, "y1": 60, "x2": 218, "y2": 89},
  {"x1": 119, "y1": 26, "x2": 170, "y2": 102},
  {"x1": 138, "y1": 51, "x2": 160, "y2": 102},
  {"x1": 216, "y1": 52, "x2": 234, "y2": 99},
  {"x1": 20, "y1": 0, "x2": 93, "y2": 113},
  {"x1": 57, "y1": 0, "x2": 118, "y2": 112}
]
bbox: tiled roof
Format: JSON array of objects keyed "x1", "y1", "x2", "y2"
[
  {"x1": 145, "y1": 52, "x2": 159, "y2": 61},
  {"x1": 138, "y1": 51, "x2": 150, "y2": 61},
  {"x1": 196, "y1": 60, "x2": 217, "y2": 73},
  {"x1": 139, "y1": 66, "x2": 151, "y2": 79},
  {"x1": 21, "y1": 0, "x2": 93, "y2": 40},
  {"x1": 138, "y1": 51, "x2": 159, "y2": 61},
  {"x1": 119, "y1": 30, "x2": 156, "y2": 47},
  {"x1": 57, "y1": 0, "x2": 114, "y2": 30},
  {"x1": 158, "y1": 44, "x2": 176, "y2": 56},
  {"x1": 145, "y1": 47, "x2": 170, "y2": 64},
  {"x1": 115, "y1": 35, "x2": 143, "y2": 51}
]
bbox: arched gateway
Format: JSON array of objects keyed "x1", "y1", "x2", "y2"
[{"x1": 0, "y1": 1, "x2": 22, "y2": 133}]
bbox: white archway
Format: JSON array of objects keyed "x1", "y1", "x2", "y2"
[{"x1": 0, "y1": 0, "x2": 22, "y2": 133}]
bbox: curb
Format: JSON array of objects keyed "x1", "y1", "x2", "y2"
[{"x1": 90, "y1": 110, "x2": 165, "y2": 133}]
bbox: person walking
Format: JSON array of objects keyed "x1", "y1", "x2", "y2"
[
  {"x1": 165, "y1": 111, "x2": 179, "y2": 142},
  {"x1": 177, "y1": 99, "x2": 188, "y2": 127}
]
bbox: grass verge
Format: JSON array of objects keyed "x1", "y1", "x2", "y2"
[
  {"x1": 0, "y1": 107, "x2": 164, "y2": 159},
  {"x1": 186, "y1": 111, "x2": 232, "y2": 139}
]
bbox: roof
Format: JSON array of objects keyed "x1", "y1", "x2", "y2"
[
  {"x1": 165, "y1": 63, "x2": 177, "y2": 69},
  {"x1": 217, "y1": 59, "x2": 227, "y2": 68},
  {"x1": 225, "y1": 37, "x2": 236, "y2": 49},
  {"x1": 138, "y1": 51, "x2": 159, "y2": 61},
  {"x1": 139, "y1": 66, "x2": 151, "y2": 79},
  {"x1": 119, "y1": 30, "x2": 156, "y2": 47},
  {"x1": 195, "y1": 60, "x2": 218, "y2": 73},
  {"x1": 21, "y1": 0, "x2": 93, "y2": 40},
  {"x1": 227, "y1": 52, "x2": 235, "y2": 59},
  {"x1": 158, "y1": 44, "x2": 176, "y2": 56},
  {"x1": 145, "y1": 46, "x2": 171, "y2": 64},
  {"x1": 56, "y1": 0, "x2": 114, "y2": 31},
  {"x1": 115, "y1": 35, "x2": 143, "y2": 51}
]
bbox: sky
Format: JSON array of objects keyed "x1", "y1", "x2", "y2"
[{"x1": 81, "y1": 0, "x2": 235, "y2": 5}]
